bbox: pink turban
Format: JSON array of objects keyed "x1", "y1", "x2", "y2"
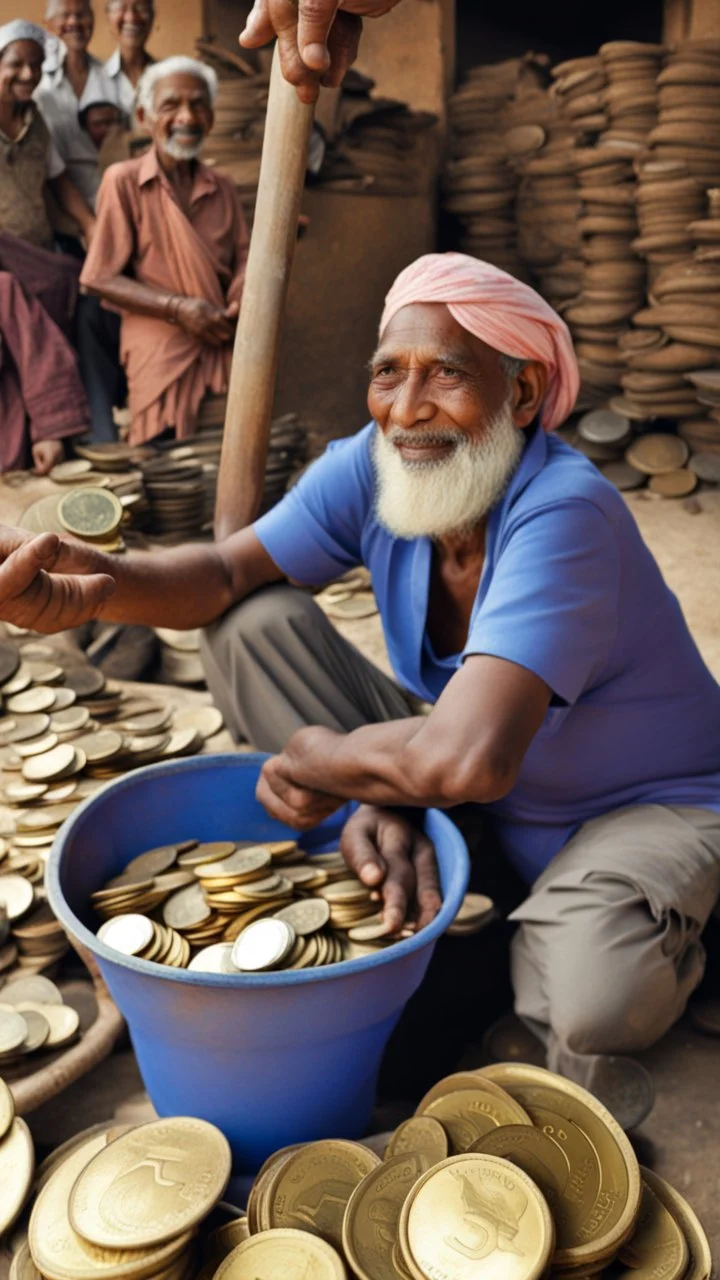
[{"x1": 380, "y1": 253, "x2": 579, "y2": 431}]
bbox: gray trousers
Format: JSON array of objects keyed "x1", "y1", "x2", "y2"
[{"x1": 201, "y1": 585, "x2": 720, "y2": 1076}]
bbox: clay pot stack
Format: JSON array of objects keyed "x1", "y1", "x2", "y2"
[
  {"x1": 632, "y1": 161, "x2": 706, "y2": 286},
  {"x1": 443, "y1": 60, "x2": 530, "y2": 277},
  {"x1": 317, "y1": 89, "x2": 439, "y2": 197},
  {"x1": 651, "y1": 40, "x2": 720, "y2": 189},
  {"x1": 599, "y1": 42, "x2": 664, "y2": 151},
  {"x1": 552, "y1": 55, "x2": 608, "y2": 140},
  {"x1": 202, "y1": 73, "x2": 268, "y2": 220}
]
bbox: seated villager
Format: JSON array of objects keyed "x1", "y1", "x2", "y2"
[
  {"x1": 80, "y1": 56, "x2": 249, "y2": 446},
  {"x1": 0, "y1": 20, "x2": 95, "y2": 250},
  {"x1": 0, "y1": 269, "x2": 90, "y2": 474},
  {"x1": 104, "y1": 0, "x2": 155, "y2": 117},
  {"x1": 1, "y1": 255, "x2": 719, "y2": 1130}
]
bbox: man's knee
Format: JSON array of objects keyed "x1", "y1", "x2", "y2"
[
  {"x1": 513, "y1": 878, "x2": 704, "y2": 1057},
  {"x1": 201, "y1": 585, "x2": 318, "y2": 663}
]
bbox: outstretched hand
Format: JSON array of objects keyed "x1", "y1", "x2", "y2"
[
  {"x1": 0, "y1": 529, "x2": 116, "y2": 634},
  {"x1": 341, "y1": 804, "x2": 441, "y2": 934},
  {"x1": 240, "y1": 0, "x2": 403, "y2": 103}
]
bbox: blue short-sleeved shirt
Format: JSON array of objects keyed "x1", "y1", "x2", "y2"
[{"x1": 254, "y1": 422, "x2": 720, "y2": 881}]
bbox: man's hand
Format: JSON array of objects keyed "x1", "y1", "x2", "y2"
[
  {"x1": 257, "y1": 742, "x2": 344, "y2": 829},
  {"x1": 31, "y1": 440, "x2": 65, "y2": 476},
  {"x1": 176, "y1": 298, "x2": 239, "y2": 347},
  {"x1": 0, "y1": 529, "x2": 116, "y2": 633},
  {"x1": 341, "y1": 804, "x2": 441, "y2": 934},
  {"x1": 240, "y1": 0, "x2": 403, "y2": 103}
]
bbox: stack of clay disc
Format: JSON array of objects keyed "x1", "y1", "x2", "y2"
[
  {"x1": 513, "y1": 63, "x2": 586, "y2": 307},
  {"x1": 599, "y1": 42, "x2": 664, "y2": 150},
  {"x1": 633, "y1": 160, "x2": 706, "y2": 282},
  {"x1": 563, "y1": 150, "x2": 644, "y2": 407},
  {"x1": 624, "y1": 431, "x2": 699, "y2": 496},
  {"x1": 201, "y1": 71, "x2": 268, "y2": 219},
  {"x1": 651, "y1": 39, "x2": 720, "y2": 187},
  {"x1": 550, "y1": 55, "x2": 608, "y2": 139},
  {"x1": 443, "y1": 60, "x2": 529, "y2": 276}
]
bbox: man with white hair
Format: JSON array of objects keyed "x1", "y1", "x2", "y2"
[
  {"x1": 1, "y1": 253, "x2": 720, "y2": 1128},
  {"x1": 80, "y1": 56, "x2": 249, "y2": 444}
]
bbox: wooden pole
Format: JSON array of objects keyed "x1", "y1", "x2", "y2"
[{"x1": 214, "y1": 43, "x2": 315, "y2": 541}]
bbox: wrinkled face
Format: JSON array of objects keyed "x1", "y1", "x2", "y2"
[
  {"x1": 84, "y1": 103, "x2": 122, "y2": 148},
  {"x1": 45, "y1": 0, "x2": 94, "y2": 53},
  {"x1": 106, "y1": 0, "x2": 153, "y2": 49},
  {"x1": 148, "y1": 72, "x2": 212, "y2": 160},
  {"x1": 0, "y1": 40, "x2": 44, "y2": 105},
  {"x1": 368, "y1": 303, "x2": 526, "y2": 538}
]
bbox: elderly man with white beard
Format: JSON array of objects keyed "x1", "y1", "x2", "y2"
[{"x1": 1, "y1": 253, "x2": 720, "y2": 1127}]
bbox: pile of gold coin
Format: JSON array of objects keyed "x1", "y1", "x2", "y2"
[
  {"x1": 0, "y1": 974, "x2": 81, "y2": 1079},
  {"x1": 91, "y1": 840, "x2": 494, "y2": 972},
  {"x1": 0, "y1": 1062, "x2": 712, "y2": 1280}
]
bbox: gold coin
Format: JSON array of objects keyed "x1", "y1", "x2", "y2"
[
  {"x1": 385, "y1": 1117, "x2": 449, "y2": 1165},
  {"x1": 177, "y1": 841, "x2": 234, "y2": 868},
  {"x1": 2, "y1": 975, "x2": 63, "y2": 1005},
  {"x1": 423, "y1": 1088, "x2": 534, "y2": 1153},
  {"x1": 399, "y1": 1152, "x2": 555, "y2": 1280},
  {"x1": 12, "y1": 1008, "x2": 49, "y2": 1053},
  {"x1": 642, "y1": 1167, "x2": 712, "y2": 1280},
  {"x1": 124, "y1": 845, "x2": 180, "y2": 880},
  {"x1": 212, "y1": 1229, "x2": 346, "y2": 1280},
  {"x1": 7, "y1": 688, "x2": 57, "y2": 715},
  {"x1": 617, "y1": 1180, "x2": 688, "y2": 1280},
  {"x1": 0, "y1": 876, "x2": 34, "y2": 921},
  {"x1": 0, "y1": 1075, "x2": 15, "y2": 1140},
  {"x1": 626, "y1": 433, "x2": 689, "y2": 474},
  {"x1": 13, "y1": 732, "x2": 59, "y2": 759},
  {"x1": 0, "y1": 1118, "x2": 34, "y2": 1234},
  {"x1": 29, "y1": 1130, "x2": 195, "y2": 1280},
  {"x1": 268, "y1": 1139, "x2": 381, "y2": 1251},
  {"x1": 172, "y1": 706, "x2": 224, "y2": 740},
  {"x1": 21, "y1": 743, "x2": 77, "y2": 783},
  {"x1": 478, "y1": 1063, "x2": 641, "y2": 1267},
  {"x1": 160, "y1": 728, "x2": 202, "y2": 758},
  {"x1": 204, "y1": 1217, "x2": 251, "y2": 1261},
  {"x1": 69, "y1": 1117, "x2": 231, "y2": 1248},
  {"x1": 49, "y1": 687, "x2": 77, "y2": 710},
  {"x1": 273, "y1": 898, "x2": 330, "y2": 936},
  {"x1": 343, "y1": 1152, "x2": 430, "y2": 1280},
  {"x1": 15, "y1": 1002, "x2": 80, "y2": 1048},
  {"x1": 3, "y1": 781, "x2": 49, "y2": 803},
  {"x1": 50, "y1": 707, "x2": 91, "y2": 733},
  {"x1": 197, "y1": 847, "x2": 271, "y2": 880},
  {"x1": 97, "y1": 913, "x2": 155, "y2": 956},
  {"x1": 163, "y1": 883, "x2": 211, "y2": 930},
  {"x1": 58, "y1": 488, "x2": 123, "y2": 538},
  {"x1": 231, "y1": 919, "x2": 296, "y2": 971},
  {"x1": 9, "y1": 1240, "x2": 41, "y2": 1280},
  {"x1": 347, "y1": 917, "x2": 393, "y2": 942},
  {"x1": 415, "y1": 1071, "x2": 532, "y2": 1118},
  {"x1": 72, "y1": 730, "x2": 124, "y2": 764}
]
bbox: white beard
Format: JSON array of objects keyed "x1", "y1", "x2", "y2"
[
  {"x1": 163, "y1": 135, "x2": 204, "y2": 161},
  {"x1": 373, "y1": 399, "x2": 525, "y2": 539}
]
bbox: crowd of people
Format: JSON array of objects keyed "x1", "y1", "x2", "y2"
[{"x1": 0, "y1": 3, "x2": 249, "y2": 472}]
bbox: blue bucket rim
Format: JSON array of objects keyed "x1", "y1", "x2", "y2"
[{"x1": 47, "y1": 753, "x2": 470, "y2": 989}]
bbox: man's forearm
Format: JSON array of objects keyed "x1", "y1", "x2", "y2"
[
  {"x1": 97, "y1": 542, "x2": 235, "y2": 628},
  {"x1": 287, "y1": 719, "x2": 450, "y2": 807},
  {"x1": 81, "y1": 273, "x2": 182, "y2": 323}
]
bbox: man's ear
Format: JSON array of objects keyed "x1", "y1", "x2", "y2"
[{"x1": 512, "y1": 361, "x2": 548, "y2": 430}]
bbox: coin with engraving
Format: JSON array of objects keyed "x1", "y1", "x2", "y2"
[
  {"x1": 470, "y1": 1125, "x2": 583, "y2": 1255},
  {"x1": 478, "y1": 1063, "x2": 641, "y2": 1267},
  {"x1": 385, "y1": 1117, "x2": 449, "y2": 1166},
  {"x1": 274, "y1": 898, "x2": 330, "y2": 936},
  {"x1": 399, "y1": 1152, "x2": 554, "y2": 1280},
  {"x1": 415, "y1": 1072, "x2": 532, "y2": 1119},
  {"x1": 641, "y1": 1168, "x2": 711, "y2": 1280},
  {"x1": 231, "y1": 919, "x2": 296, "y2": 972},
  {"x1": 69, "y1": 1117, "x2": 231, "y2": 1247},
  {"x1": 423, "y1": 1089, "x2": 533, "y2": 1153},
  {"x1": 269, "y1": 1139, "x2": 381, "y2": 1252},
  {"x1": 213, "y1": 1230, "x2": 346, "y2": 1280},
  {"x1": 58, "y1": 488, "x2": 123, "y2": 538},
  {"x1": 0, "y1": 1119, "x2": 34, "y2": 1234},
  {"x1": 29, "y1": 1129, "x2": 195, "y2": 1280},
  {"x1": 343, "y1": 1152, "x2": 430, "y2": 1280},
  {"x1": 617, "y1": 1180, "x2": 688, "y2": 1280}
]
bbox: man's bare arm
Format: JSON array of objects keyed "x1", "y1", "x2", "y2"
[
  {"x1": 82, "y1": 275, "x2": 237, "y2": 347},
  {"x1": 257, "y1": 654, "x2": 552, "y2": 822},
  {"x1": 0, "y1": 527, "x2": 283, "y2": 634}
]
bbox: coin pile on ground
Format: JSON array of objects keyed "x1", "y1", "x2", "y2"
[
  {"x1": 315, "y1": 567, "x2": 379, "y2": 623},
  {"x1": 0, "y1": 975, "x2": 82, "y2": 1080},
  {"x1": 0, "y1": 1063, "x2": 713, "y2": 1280},
  {"x1": 91, "y1": 838, "x2": 493, "y2": 972}
]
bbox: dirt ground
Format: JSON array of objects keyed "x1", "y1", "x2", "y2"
[{"x1": 2, "y1": 472, "x2": 720, "y2": 1271}]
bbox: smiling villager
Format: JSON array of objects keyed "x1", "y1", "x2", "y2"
[
  {"x1": 1, "y1": 253, "x2": 720, "y2": 1129},
  {"x1": 79, "y1": 56, "x2": 249, "y2": 444}
]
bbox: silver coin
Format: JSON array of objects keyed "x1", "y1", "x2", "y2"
[
  {"x1": 231, "y1": 919, "x2": 296, "y2": 972},
  {"x1": 578, "y1": 408, "x2": 631, "y2": 445}
]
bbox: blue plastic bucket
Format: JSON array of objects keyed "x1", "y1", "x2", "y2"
[{"x1": 48, "y1": 754, "x2": 469, "y2": 1171}]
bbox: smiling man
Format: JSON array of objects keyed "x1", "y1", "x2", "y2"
[
  {"x1": 1, "y1": 253, "x2": 720, "y2": 1125},
  {"x1": 79, "y1": 56, "x2": 249, "y2": 444}
]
